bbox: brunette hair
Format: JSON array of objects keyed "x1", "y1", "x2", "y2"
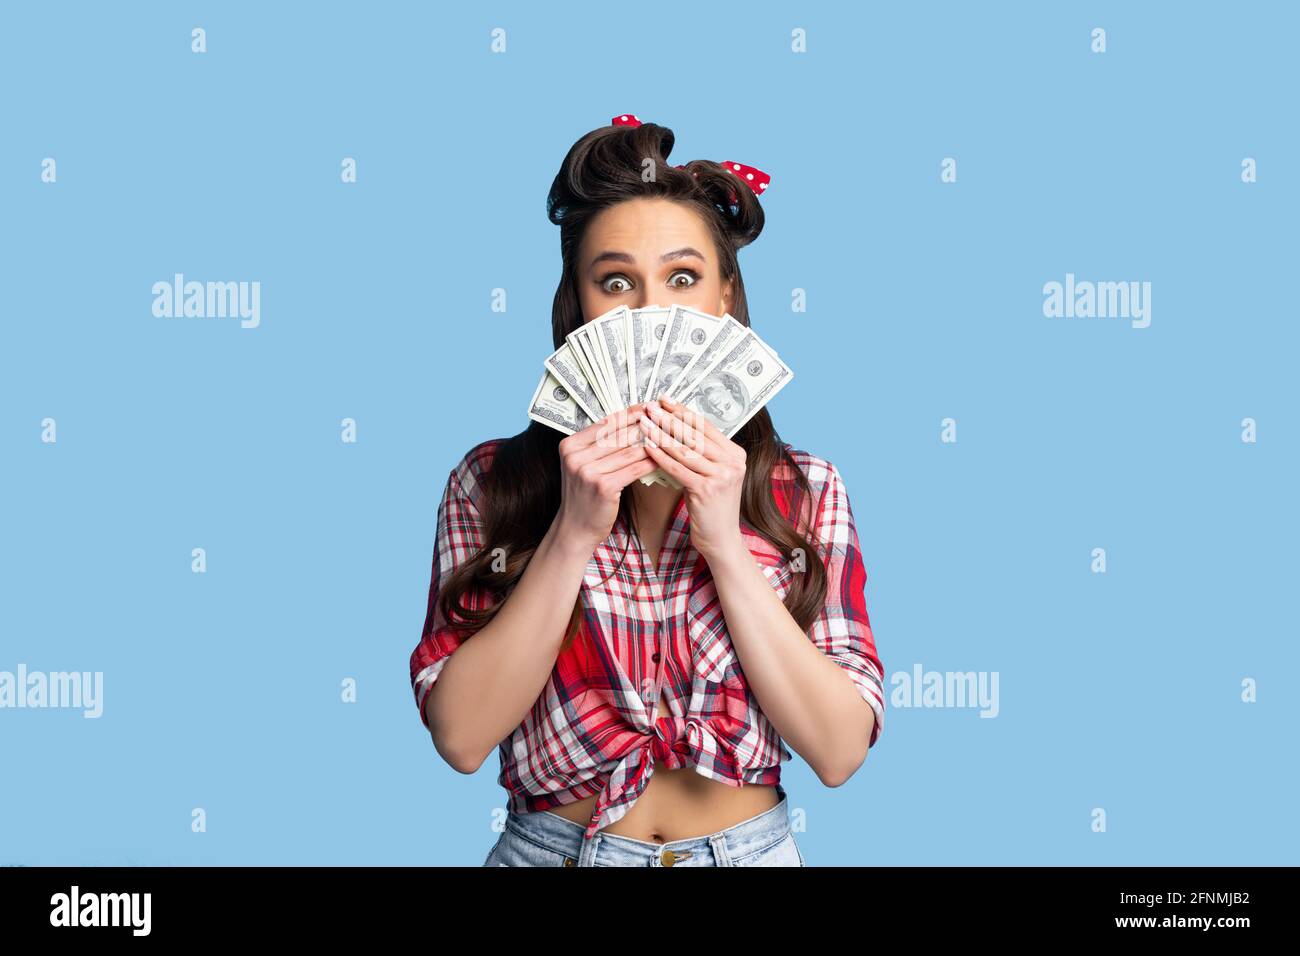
[{"x1": 435, "y1": 120, "x2": 827, "y2": 649}]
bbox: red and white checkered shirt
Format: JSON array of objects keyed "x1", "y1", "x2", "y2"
[{"x1": 411, "y1": 438, "x2": 885, "y2": 840}]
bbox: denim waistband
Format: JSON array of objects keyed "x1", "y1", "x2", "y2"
[{"x1": 504, "y1": 782, "x2": 792, "y2": 866}]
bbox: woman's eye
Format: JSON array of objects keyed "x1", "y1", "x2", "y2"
[
  {"x1": 668, "y1": 270, "x2": 698, "y2": 289},
  {"x1": 602, "y1": 274, "x2": 633, "y2": 294}
]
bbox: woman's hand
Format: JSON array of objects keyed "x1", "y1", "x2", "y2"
[
  {"x1": 639, "y1": 396, "x2": 747, "y2": 562},
  {"x1": 553, "y1": 404, "x2": 658, "y2": 553}
]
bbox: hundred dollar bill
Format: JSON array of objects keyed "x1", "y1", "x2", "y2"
[
  {"x1": 643, "y1": 304, "x2": 728, "y2": 402},
  {"x1": 674, "y1": 328, "x2": 793, "y2": 438},
  {"x1": 665, "y1": 312, "x2": 746, "y2": 402},
  {"x1": 592, "y1": 306, "x2": 634, "y2": 409},
  {"x1": 567, "y1": 322, "x2": 617, "y2": 413},
  {"x1": 586, "y1": 305, "x2": 633, "y2": 407},
  {"x1": 635, "y1": 306, "x2": 729, "y2": 489},
  {"x1": 629, "y1": 307, "x2": 678, "y2": 487},
  {"x1": 543, "y1": 341, "x2": 604, "y2": 421},
  {"x1": 640, "y1": 471, "x2": 683, "y2": 489},
  {"x1": 627, "y1": 306, "x2": 671, "y2": 404},
  {"x1": 527, "y1": 370, "x2": 594, "y2": 435}
]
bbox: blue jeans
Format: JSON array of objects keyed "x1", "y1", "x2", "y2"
[{"x1": 483, "y1": 782, "x2": 805, "y2": 867}]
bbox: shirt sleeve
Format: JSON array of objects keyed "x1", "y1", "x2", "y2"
[
  {"x1": 410, "y1": 454, "x2": 495, "y2": 732},
  {"x1": 806, "y1": 460, "x2": 886, "y2": 750}
]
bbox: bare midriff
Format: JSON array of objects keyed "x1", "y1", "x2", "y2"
[{"x1": 542, "y1": 690, "x2": 780, "y2": 843}]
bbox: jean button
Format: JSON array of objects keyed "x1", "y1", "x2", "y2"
[{"x1": 661, "y1": 849, "x2": 677, "y2": 867}]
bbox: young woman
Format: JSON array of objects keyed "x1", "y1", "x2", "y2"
[{"x1": 410, "y1": 115, "x2": 886, "y2": 867}]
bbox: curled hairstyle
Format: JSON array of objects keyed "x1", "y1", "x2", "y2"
[{"x1": 434, "y1": 120, "x2": 828, "y2": 650}]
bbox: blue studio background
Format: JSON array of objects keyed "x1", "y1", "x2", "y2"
[{"x1": 1, "y1": 1, "x2": 1296, "y2": 866}]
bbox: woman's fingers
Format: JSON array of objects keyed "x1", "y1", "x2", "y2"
[
  {"x1": 639, "y1": 414, "x2": 718, "y2": 475},
  {"x1": 601, "y1": 454, "x2": 660, "y2": 490},
  {"x1": 642, "y1": 440, "x2": 702, "y2": 489},
  {"x1": 593, "y1": 442, "x2": 651, "y2": 475},
  {"x1": 658, "y1": 396, "x2": 746, "y2": 465},
  {"x1": 559, "y1": 403, "x2": 648, "y2": 456},
  {"x1": 646, "y1": 399, "x2": 730, "y2": 464},
  {"x1": 563, "y1": 405, "x2": 649, "y2": 469},
  {"x1": 660, "y1": 396, "x2": 734, "y2": 448}
]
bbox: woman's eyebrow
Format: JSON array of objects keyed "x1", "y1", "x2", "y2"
[{"x1": 588, "y1": 247, "x2": 708, "y2": 271}]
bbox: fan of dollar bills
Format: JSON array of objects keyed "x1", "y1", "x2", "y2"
[{"x1": 527, "y1": 304, "x2": 793, "y2": 488}]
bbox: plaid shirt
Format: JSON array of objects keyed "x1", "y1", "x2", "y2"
[{"x1": 410, "y1": 438, "x2": 885, "y2": 840}]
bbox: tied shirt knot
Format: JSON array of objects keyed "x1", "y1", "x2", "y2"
[{"x1": 649, "y1": 713, "x2": 691, "y2": 766}]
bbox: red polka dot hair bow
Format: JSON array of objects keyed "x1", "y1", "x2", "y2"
[{"x1": 611, "y1": 113, "x2": 770, "y2": 202}]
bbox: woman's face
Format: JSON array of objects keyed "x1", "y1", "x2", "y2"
[{"x1": 576, "y1": 198, "x2": 734, "y2": 323}]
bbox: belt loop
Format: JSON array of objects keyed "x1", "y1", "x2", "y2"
[
  {"x1": 577, "y1": 832, "x2": 601, "y2": 867},
  {"x1": 709, "y1": 832, "x2": 732, "y2": 867}
]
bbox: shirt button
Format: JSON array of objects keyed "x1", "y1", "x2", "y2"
[{"x1": 651, "y1": 652, "x2": 661, "y2": 663}]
